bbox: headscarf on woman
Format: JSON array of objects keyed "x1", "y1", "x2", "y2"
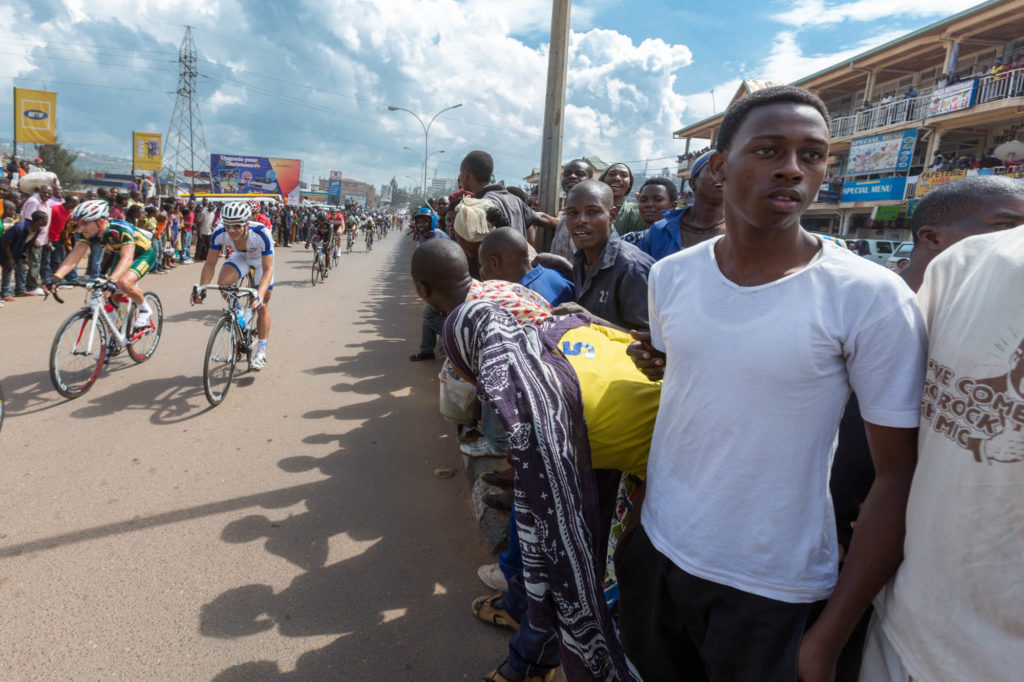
[{"x1": 443, "y1": 299, "x2": 638, "y2": 682}]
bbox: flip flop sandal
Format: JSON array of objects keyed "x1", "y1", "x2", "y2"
[
  {"x1": 482, "y1": 661, "x2": 559, "y2": 682},
  {"x1": 471, "y1": 593, "x2": 520, "y2": 632}
]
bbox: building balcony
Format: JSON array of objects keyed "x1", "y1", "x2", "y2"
[{"x1": 828, "y1": 66, "x2": 1024, "y2": 140}]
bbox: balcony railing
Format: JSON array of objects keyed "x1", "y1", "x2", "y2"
[
  {"x1": 977, "y1": 66, "x2": 1024, "y2": 103},
  {"x1": 829, "y1": 66, "x2": 1024, "y2": 139},
  {"x1": 829, "y1": 95, "x2": 931, "y2": 138}
]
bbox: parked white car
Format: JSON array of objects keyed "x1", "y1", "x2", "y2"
[
  {"x1": 850, "y1": 239, "x2": 897, "y2": 265},
  {"x1": 886, "y1": 241, "x2": 914, "y2": 272}
]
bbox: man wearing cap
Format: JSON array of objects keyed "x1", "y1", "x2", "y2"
[{"x1": 638, "y1": 150, "x2": 725, "y2": 261}]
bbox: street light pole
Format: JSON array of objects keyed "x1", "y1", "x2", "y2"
[
  {"x1": 388, "y1": 103, "x2": 463, "y2": 203},
  {"x1": 404, "y1": 147, "x2": 445, "y2": 195}
]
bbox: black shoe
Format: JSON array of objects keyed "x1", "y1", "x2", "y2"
[
  {"x1": 409, "y1": 351, "x2": 436, "y2": 361},
  {"x1": 482, "y1": 490, "x2": 513, "y2": 512}
]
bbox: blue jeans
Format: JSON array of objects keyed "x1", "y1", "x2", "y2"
[
  {"x1": 419, "y1": 304, "x2": 444, "y2": 355},
  {"x1": 2, "y1": 259, "x2": 28, "y2": 296},
  {"x1": 86, "y1": 242, "x2": 104, "y2": 278},
  {"x1": 481, "y1": 404, "x2": 508, "y2": 451},
  {"x1": 151, "y1": 238, "x2": 163, "y2": 271},
  {"x1": 180, "y1": 230, "x2": 193, "y2": 261}
]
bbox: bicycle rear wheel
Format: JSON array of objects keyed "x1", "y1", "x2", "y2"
[
  {"x1": 127, "y1": 292, "x2": 163, "y2": 363},
  {"x1": 203, "y1": 316, "x2": 237, "y2": 406},
  {"x1": 50, "y1": 309, "x2": 106, "y2": 398}
]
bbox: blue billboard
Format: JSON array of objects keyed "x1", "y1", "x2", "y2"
[{"x1": 841, "y1": 176, "x2": 908, "y2": 203}]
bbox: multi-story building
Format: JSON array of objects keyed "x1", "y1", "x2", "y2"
[
  {"x1": 341, "y1": 177, "x2": 377, "y2": 208},
  {"x1": 672, "y1": 0, "x2": 1024, "y2": 241}
]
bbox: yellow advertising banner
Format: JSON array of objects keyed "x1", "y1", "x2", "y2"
[
  {"x1": 14, "y1": 87, "x2": 57, "y2": 145},
  {"x1": 915, "y1": 170, "x2": 967, "y2": 197},
  {"x1": 132, "y1": 132, "x2": 163, "y2": 172}
]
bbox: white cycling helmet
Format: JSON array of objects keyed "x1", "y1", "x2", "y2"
[
  {"x1": 221, "y1": 201, "x2": 252, "y2": 224},
  {"x1": 71, "y1": 199, "x2": 110, "y2": 222}
]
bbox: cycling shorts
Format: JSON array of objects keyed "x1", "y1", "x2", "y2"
[
  {"x1": 111, "y1": 246, "x2": 157, "y2": 280},
  {"x1": 224, "y1": 251, "x2": 275, "y2": 291}
]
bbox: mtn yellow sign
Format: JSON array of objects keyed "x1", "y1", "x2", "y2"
[{"x1": 14, "y1": 87, "x2": 56, "y2": 145}]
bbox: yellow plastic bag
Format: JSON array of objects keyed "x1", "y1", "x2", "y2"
[{"x1": 557, "y1": 325, "x2": 661, "y2": 479}]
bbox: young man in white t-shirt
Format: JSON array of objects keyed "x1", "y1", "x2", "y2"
[{"x1": 616, "y1": 86, "x2": 927, "y2": 682}]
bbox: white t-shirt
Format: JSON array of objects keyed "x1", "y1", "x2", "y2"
[
  {"x1": 642, "y1": 236, "x2": 927, "y2": 603},
  {"x1": 875, "y1": 226, "x2": 1024, "y2": 682}
]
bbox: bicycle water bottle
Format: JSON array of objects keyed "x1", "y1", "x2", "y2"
[
  {"x1": 233, "y1": 302, "x2": 246, "y2": 330},
  {"x1": 103, "y1": 300, "x2": 118, "y2": 327},
  {"x1": 115, "y1": 294, "x2": 128, "y2": 328}
]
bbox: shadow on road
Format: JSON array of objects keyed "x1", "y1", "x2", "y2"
[{"x1": 202, "y1": 239, "x2": 504, "y2": 680}]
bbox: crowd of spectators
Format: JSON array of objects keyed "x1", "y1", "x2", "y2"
[{"x1": 402, "y1": 86, "x2": 1024, "y2": 682}]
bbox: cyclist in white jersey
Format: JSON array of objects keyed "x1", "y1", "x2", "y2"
[{"x1": 192, "y1": 202, "x2": 275, "y2": 370}]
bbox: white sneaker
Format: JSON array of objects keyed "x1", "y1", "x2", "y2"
[
  {"x1": 133, "y1": 307, "x2": 153, "y2": 329},
  {"x1": 477, "y1": 563, "x2": 508, "y2": 592},
  {"x1": 460, "y1": 439, "x2": 507, "y2": 458},
  {"x1": 251, "y1": 352, "x2": 266, "y2": 370},
  {"x1": 27, "y1": 287, "x2": 44, "y2": 296}
]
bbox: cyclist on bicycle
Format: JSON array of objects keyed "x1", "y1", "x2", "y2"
[
  {"x1": 44, "y1": 199, "x2": 157, "y2": 330},
  {"x1": 362, "y1": 216, "x2": 375, "y2": 251},
  {"x1": 193, "y1": 201, "x2": 275, "y2": 370}
]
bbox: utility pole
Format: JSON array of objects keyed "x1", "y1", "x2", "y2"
[
  {"x1": 164, "y1": 26, "x2": 209, "y2": 198},
  {"x1": 537, "y1": 0, "x2": 571, "y2": 251}
]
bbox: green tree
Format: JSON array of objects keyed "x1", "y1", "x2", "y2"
[
  {"x1": 35, "y1": 136, "x2": 81, "y2": 188},
  {"x1": 388, "y1": 176, "x2": 416, "y2": 209}
]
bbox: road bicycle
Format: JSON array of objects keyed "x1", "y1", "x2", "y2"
[
  {"x1": 310, "y1": 236, "x2": 329, "y2": 286},
  {"x1": 330, "y1": 234, "x2": 341, "y2": 268},
  {"x1": 192, "y1": 283, "x2": 260, "y2": 406},
  {"x1": 47, "y1": 279, "x2": 164, "y2": 398},
  {"x1": 365, "y1": 228, "x2": 374, "y2": 252},
  {"x1": 346, "y1": 230, "x2": 355, "y2": 254}
]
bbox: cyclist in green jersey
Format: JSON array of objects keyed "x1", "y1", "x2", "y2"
[{"x1": 44, "y1": 199, "x2": 157, "y2": 329}]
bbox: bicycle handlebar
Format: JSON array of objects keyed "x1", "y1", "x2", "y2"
[{"x1": 45, "y1": 277, "x2": 114, "y2": 305}]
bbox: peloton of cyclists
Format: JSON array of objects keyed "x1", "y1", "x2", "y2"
[
  {"x1": 192, "y1": 201, "x2": 275, "y2": 370},
  {"x1": 43, "y1": 199, "x2": 158, "y2": 330}
]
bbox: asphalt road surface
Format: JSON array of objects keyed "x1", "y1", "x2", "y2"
[{"x1": 0, "y1": 232, "x2": 509, "y2": 680}]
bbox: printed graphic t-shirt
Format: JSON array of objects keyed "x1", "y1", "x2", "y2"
[{"x1": 875, "y1": 225, "x2": 1024, "y2": 682}]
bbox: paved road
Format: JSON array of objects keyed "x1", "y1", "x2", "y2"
[{"x1": 0, "y1": 233, "x2": 508, "y2": 680}]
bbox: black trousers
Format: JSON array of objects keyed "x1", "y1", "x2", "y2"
[{"x1": 617, "y1": 526, "x2": 812, "y2": 682}]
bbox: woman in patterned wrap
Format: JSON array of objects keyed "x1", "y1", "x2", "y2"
[{"x1": 443, "y1": 299, "x2": 638, "y2": 682}]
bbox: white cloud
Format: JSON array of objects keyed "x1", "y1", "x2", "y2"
[
  {"x1": 773, "y1": 0, "x2": 989, "y2": 27},
  {"x1": 758, "y1": 29, "x2": 910, "y2": 83}
]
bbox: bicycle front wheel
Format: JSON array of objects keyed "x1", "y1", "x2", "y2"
[
  {"x1": 311, "y1": 253, "x2": 319, "y2": 286},
  {"x1": 203, "y1": 316, "x2": 237, "y2": 406},
  {"x1": 50, "y1": 309, "x2": 106, "y2": 398},
  {"x1": 128, "y1": 292, "x2": 164, "y2": 363}
]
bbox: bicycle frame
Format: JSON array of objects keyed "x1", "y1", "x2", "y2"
[
  {"x1": 193, "y1": 283, "x2": 260, "y2": 347},
  {"x1": 54, "y1": 280, "x2": 138, "y2": 354}
]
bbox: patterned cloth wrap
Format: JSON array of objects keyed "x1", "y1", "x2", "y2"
[{"x1": 443, "y1": 299, "x2": 639, "y2": 682}]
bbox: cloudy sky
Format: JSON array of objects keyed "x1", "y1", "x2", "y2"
[{"x1": 2, "y1": 0, "x2": 990, "y2": 189}]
